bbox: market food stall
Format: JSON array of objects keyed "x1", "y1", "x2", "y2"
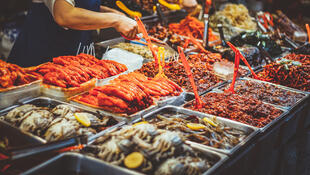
[{"x1": 0, "y1": 1, "x2": 310, "y2": 175}]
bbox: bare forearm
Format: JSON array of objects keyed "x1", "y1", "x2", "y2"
[{"x1": 54, "y1": 0, "x2": 121, "y2": 30}]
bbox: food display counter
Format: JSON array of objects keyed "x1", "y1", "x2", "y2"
[{"x1": 1, "y1": 2, "x2": 310, "y2": 175}]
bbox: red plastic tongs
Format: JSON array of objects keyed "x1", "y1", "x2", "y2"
[
  {"x1": 225, "y1": 42, "x2": 259, "y2": 93},
  {"x1": 178, "y1": 46, "x2": 203, "y2": 109},
  {"x1": 135, "y1": 16, "x2": 159, "y2": 65}
]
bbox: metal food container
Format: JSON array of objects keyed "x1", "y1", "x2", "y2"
[
  {"x1": 0, "y1": 97, "x2": 123, "y2": 144},
  {"x1": 134, "y1": 105, "x2": 259, "y2": 155},
  {"x1": 81, "y1": 143, "x2": 227, "y2": 175},
  {"x1": 181, "y1": 90, "x2": 288, "y2": 133},
  {"x1": 214, "y1": 77, "x2": 309, "y2": 145},
  {"x1": 215, "y1": 77, "x2": 309, "y2": 110},
  {"x1": 40, "y1": 79, "x2": 96, "y2": 101},
  {"x1": 21, "y1": 153, "x2": 136, "y2": 175},
  {"x1": 70, "y1": 72, "x2": 185, "y2": 122},
  {"x1": 22, "y1": 146, "x2": 227, "y2": 175},
  {"x1": 69, "y1": 98, "x2": 159, "y2": 123},
  {"x1": 0, "y1": 80, "x2": 41, "y2": 110},
  {"x1": 0, "y1": 119, "x2": 45, "y2": 145}
]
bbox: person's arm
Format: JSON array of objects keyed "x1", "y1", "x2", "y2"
[
  {"x1": 100, "y1": 5, "x2": 125, "y2": 16},
  {"x1": 53, "y1": 0, "x2": 138, "y2": 38}
]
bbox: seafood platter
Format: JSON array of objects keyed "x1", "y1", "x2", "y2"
[
  {"x1": 1, "y1": 3, "x2": 310, "y2": 175},
  {"x1": 0, "y1": 97, "x2": 120, "y2": 143}
]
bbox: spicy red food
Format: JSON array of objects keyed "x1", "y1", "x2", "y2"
[
  {"x1": 31, "y1": 53, "x2": 127, "y2": 88},
  {"x1": 75, "y1": 72, "x2": 182, "y2": 115},
  {"x1": 0, "y1": 60, "x2": 38, "y2": 90},
  {"x1": 185, "y1": 92, "x2": 283, "y2": 128},
  {"x1": 256, "y1": 54, "x2": 310, "y2": 92}
]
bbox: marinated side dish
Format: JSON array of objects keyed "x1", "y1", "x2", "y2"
[
  {"x1": 184, "y1": 92, "x2": 283, "y2": 128},
  {"x1": 256, "y1": 54, "x2": 310, "y2": 92},
  {"x1": 0, "y1": 60, "x2": 39, "y2": 90},
  {"x1": 169, "y1": 16, "x2": 219, "y2": 41},
  {"x1": 0, "y1": 104, "x2": 118, "y2": 142},
  {"x1": 188, "y1": 53, "x2": 249, "y2": 76},
  {"x1": 73, "y1": 72, "x2": 182, "y2": 115},
  {"x1": 221, "y1": 79, "x2": 305, "y2": 107},
  {"x1": 209, "y1": 4, "x2": 257, "y2": 38},
  {"x1": 112, "y1": 42, "x2": 175, "y2": 60},
  {"x1": 148, "y1": 114, "x2": 248, "y2": 150},
  {"x1": 137, "y1": 61, "x2": 222, "y2": 93},
  {"x1": 29, "y1": 53, "x2": 127, "y2": 88},
  {"x1": 81, "y1": 123, "x2": 218, "y2": 175}
]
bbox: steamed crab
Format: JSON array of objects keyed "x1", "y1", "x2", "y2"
[
  {"x1": 114, "y1": 123, "x2": 158, "y2": 142},
  {"x1": 4, "y1": 104, "x2": 38, "y2": 125},
  {"x1": 19, "y1": 109, "x2": 54, "y2": 135},
  {"x1": 44, "y1": 117, "x2": 96, "y2": 142},
  {"x1": 155, "y1": 156, "x2": 210, "y2": 175},
  {"x1": 97, "y1": 136, "x2": 125, "y2": 165},
  {"x1": 144, "y1": 130, "x2": 184, "y2": 161}
]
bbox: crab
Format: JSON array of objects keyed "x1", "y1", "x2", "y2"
[
  {"x1": 155, "y1": 156, "x2": 210, "y2": 175},
  {"x1": 145, "y1": 131, "x2": 184, "y2": 161},
  {"x1": 97, "y1": 136, "x2": 125, "y2": 165},
  {"x1": 115, "y1": 123, "x2": 158, "y2": 142},
  {"x1": 44, "y1": 118, "x2": 78, "y2": 142},
  {"x1": 4, "y1": 104, "x2": 38, "y2": 125},
  {"x1": 19, "y1": 109, "x2": 54, "y2": 135},
  {"x1": 51, "y1": 104, "x2": 74, "y2": 118}
]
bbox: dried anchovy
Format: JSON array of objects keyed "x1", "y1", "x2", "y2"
[
  {"x1": 185, "y1": 92, "x2": 283, "y2": 128},
  {"x1": 221, "y1": 79, "x2": 305, "y2": 107}
]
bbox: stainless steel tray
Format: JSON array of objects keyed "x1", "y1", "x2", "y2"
[
  {"x1": 0, "y1": 97, "x2": 123, "y2": 144},
  {"x1": 80, "y1": 140, "x2": 227, "y2": 175},
  {"x1": 40, "y1": 79, "x2": 96, "y2": 102},
  {"x1": 215, "y1": 77, "x2": 309, "y2": 110},
  {"x1": 181, "y1": 90, "x2": 289, "y2": 133},
  {"x1": 70, "y1": 99, "x2": 159, "y2": 123},
  {"x1": 22, "y1": 146, "x2": 227, "y2": 175},
  {"x1": 251, "y1": 65, "x2": 310, "y2": 95},
  {"x1": 0, "y1": 80, "x2": 41, "y2": 110},
  {"x1": 21, "y1": 152, "x2": 137, "y2": 175},
  {"x1": 133, "y1": 105, "x2": 259, "y2": 155}
]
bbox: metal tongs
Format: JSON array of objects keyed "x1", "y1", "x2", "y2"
[
  {"x1": 276, "y1": 29, "x2": 300, "y2": 49},
  {"x1": 0, "y1": 136, "x2": 87, "y2": 172},
  {"x1": 153, "y1": 0, "x2": 168, "y2": 27}
]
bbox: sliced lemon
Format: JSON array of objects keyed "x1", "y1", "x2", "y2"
[
  {"x1": 186, "y1": 123, "x2": 205, "y2": 131},
  {"x1": 203, "y1": 117, "x2": 218, "y2": 127},
  {"x1": 74, "y1": 113, "x2": 91, "y2": 127},
  {"x1": 133, "y1": 121, "x2": 148, "y2": 127},
  {"x1": 124, "y1": 152, "x2": 144, "y2": 169}
]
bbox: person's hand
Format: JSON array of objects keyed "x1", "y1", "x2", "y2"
[
  {"x1": 181, "y1": 0, "x2": 198, "y2": 13},
  {"x1": 115, "y1": 15, "x2": 139, "y2": 39}
]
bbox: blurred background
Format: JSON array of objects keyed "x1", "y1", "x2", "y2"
[{"x1": 0, "y1": 0, "x2": 309, "y2": 60}]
